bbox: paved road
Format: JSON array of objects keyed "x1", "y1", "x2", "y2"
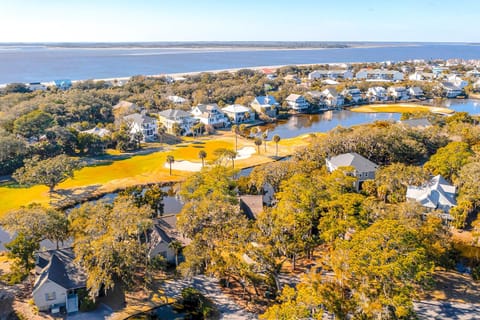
[
  {"x1": 415, "y1": 300, "x2": 480, "y2": 320},
  {"x1": 163, "y1": 275, "x2": 257, "y2": 319}
]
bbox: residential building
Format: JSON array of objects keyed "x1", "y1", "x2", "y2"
[
  {"x1": 445, "y1": 75, "x2": 469, "y2": 89},
  {"x1": 388, "y1": 86, "x2": 410, "y2": 100},
  {"x1": 441, "y1": 82, "x2": 464, "y2": 98},
  {"x1": 221, "y1": 104, "x2": 255, "y2": 124},
  {"x1": 474, "y1": 79, "x2": 480, "y2": 92},
  {"x1": 148, "y1": 214, "x2": 190, "y2": 264},
  {"x1": 326, "y1": 152, "x2": 378, "y2": 191},
  {"x1": 466, "y1": 69, "x2": 480, "y2": 78},
  {"x1": 406, "y1": 175, "x2": 456, "y2": 218},
  {"x1": 285, "y1": 94, "x2": 310, "y2": 111},
  {"x1": 283, "y1": 74, "x2": 301, "y2": 84},
  {"x1": 123, "y1": 111, "x2": 158, "y2": 142},
  {"x1": 367, "y1": 86, "x2": 388, "y2": 102},
  {"x1": 167, "y1": 95, "x2": 187, "y2": 104},
  {"x1": 321, "y1": 88, "x2": 344, "y2": 107},
  {"x1": 341, "y1": 87, "x2": 363, "y2": 104},
  {"x1": 306, "y1": 91, "x2": 328, "y2": 109},
  {"x1": 33, "y1": 248, "x2": 86, "y2": 314},
  {"x1": 113, "y1": 100, "x2": 140, "y2": 112},
  {"x1": 26, "y1": 82, "x2": 47, "y2": 91},
  {"x1": 80, "y1": 127, "x2": 111, "y2": 138},
  {"x1": 251, "y1": 95, "x2": 279, "y2": 118},
  {"x1": 158, "y1": 109, "x2": 198, "y2": 135},
  {"x1": 408, "y1": 86, "x2": 425, "y2": 99},
  {"x1": 53, "y1": 79, "x2": 72, "y2": 90},
  {"x1": 308, "y1": 69, "x2": 353, "y2": 80},
  {"x1": 408, "y1": 72, "x2": 436, "y2": 81},
  {"x1": 191, "y1": 104, "x2": 229, "y2": 127},
  {"x1": 239, "y1": 195, "x2": 264, "y2": 220},
  {"x1": 356, "y1": 69, "x2": 404, "y2": 81}
]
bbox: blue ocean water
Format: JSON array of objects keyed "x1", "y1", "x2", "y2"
[{"x1": 1, "y1": 44, "x2": 480, "y2": 83}]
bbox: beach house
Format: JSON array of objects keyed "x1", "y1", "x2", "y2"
[
  {"x1": 158, "y1": 109, "x2": 198, "y2": 135},
  {"x1": 308, "y1": 69, "x2": 353, "y2": 80},
  {"x1": 250, "y1": 95, "x2": 279, "y2": 118},
  {"x1": 221, "y1": 104, "x2": 255, "y2": 124},
  {"x1": 148, "y1": 215, "x2": 190, "y2": 265},
  {"x1": 285, "y1": 94, "x2": 309, "y2": 112},
  {"x1": 326, "y1": 152, "x2": 378, "y2": 191},
  {"x1": 191, "y1": 104, "x2": 229, "y2": 128},
  {"x1": 123, "y1": 111, "x2": 158, "y2": 142},
  {"x1": 356, "y1": 69, "x2": 404, "y2": 81},
  {"x1": 321, "y1": 88, "x2": 344, "y2": 107},
  {"x1": 388, "y1": 86, "x2": 410, "y2": 100},
  {"x1": 367, "y1": 86, "x2": 388, "y2": 102}
]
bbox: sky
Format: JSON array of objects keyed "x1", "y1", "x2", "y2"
[{"x1": 0, "y1": 0, "x2": 478, "y2": 43}]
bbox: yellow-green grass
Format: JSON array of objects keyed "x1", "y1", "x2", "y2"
[
  {"x1": 0, "y1": 131, "x2": 311, "y2": 216},
  {"x1": 351, "y1": 104, "x2": 455, "y2": 114}
]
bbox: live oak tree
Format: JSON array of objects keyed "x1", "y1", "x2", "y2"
[
  {"x1": 69, "y1": 197, "x2": 153, "y2": 298},
  {"x1": 13, "y1": 110, "x2": 56, "y2": 140},
  {"x1": 424, "y1": 141, "x2": 473, "y2": 182},
  {"x1": 13, "y1": 154, "x2": 79, "y2": 194}
]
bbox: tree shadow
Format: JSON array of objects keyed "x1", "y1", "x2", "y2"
[{"x1": 51, "y1": 184, "x2": 103, "y2": 208}]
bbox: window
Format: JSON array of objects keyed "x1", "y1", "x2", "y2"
[{"x1": 45, "y1": 292, "x2": 56, "y2": 301}]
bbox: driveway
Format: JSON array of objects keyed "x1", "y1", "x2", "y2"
[
  {"x1": 162, "y1": 275, "x2": 257, "y2": 319},
  {"x1": 66, "y1": 303, "x2": 112, "y2": 320},
  {"x1": 415, "y1": 300, "x2": 480, "y2": 319}
]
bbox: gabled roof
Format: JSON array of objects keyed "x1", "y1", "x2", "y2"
[
  {"x1": 158, "y1": 109, "x2": 193, "y2": 120},
  {"x1": 239, "y1": 195, "x2": 264, "y2": 220},
  {"x1": 124, "y1": 112, "x2": 157, "y2": 125},
  {"x1": 441, "y1": 81, "x2": 462, "y2": 91},
  {"x1": 34, "y1": 248, "x2": 86, "y2": 292},
  {"x1": 151, "y1": 214, "x2": 190, "y2": 247},
  {"x1": 194, "y1": 104, "x2": 220, "y2": 113},
  {"x1": 322, "y1": 87, "x2": 339, "y2": 97},
  {"x1": 113, "y1": 100, "x2": 138, "y2": 110},
  {"x1": 285, "y1": 94, "x2": 303, "y2": 102},
  {"x1": 327, "y1": 152, "x2": 378, "y2": 173},
  {"x1": 222, "y1": 104, "x2": 251, "y2": 113},
  {"x1": 406, "y1": 175, "x2": 456, "y2": 212},
  {"x1": 253, "y1": 95, "x2": 278, "y2": 106},
  {"x1": 80, "y1": 127, "x2": 111, "y2": 137}
]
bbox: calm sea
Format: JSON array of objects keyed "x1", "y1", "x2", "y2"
[{"x1": 1, "y1": 44, "x2": 480, "y2": 83}]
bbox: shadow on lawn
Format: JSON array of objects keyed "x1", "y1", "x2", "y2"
[{"x1": 52, "y1": 184, "x2": 103, "y2": 208}]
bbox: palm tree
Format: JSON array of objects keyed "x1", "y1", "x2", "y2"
[
  {"x1": 224, "y1": 149, "x2": 237, "y2": 169},
  {"x1": 250, "y1": 127, "x2": 259, "y2": 139},
  {"x1": 231, "y1": 124, "x2": 238, "y2": 152},
  {"x1": 198, "y1": 150, "x2": 207, "y2": 167},
  {"x1": 157, "y1": 124, "x2": 166, "y2": 143},
  {"x1": 166, "y1": 155, "x2": 175, "y2": 175},
  {"x1": 239, "y1": 124, "x2": 247, "y2": 137},
  {"x1": 262, "y1": 131, "x2": 268, "y2": 153},
  {"x1": 254, "y1": 137, "x2": 262, "y2": 154},
  {"x1": 273, "y1": 134, "x2": 281, "y2": 157},
  {"x1": 168, "y1": 240, "x2": 183, "y2": 268}
]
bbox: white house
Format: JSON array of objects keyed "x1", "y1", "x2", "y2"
[
  {"x1": 285, "y1": 94, "x2": 309, "y2": 112},
  {"x1": 356, "y1": 69, "x2": 404, "y2": 81},
  {"x1": 408, "y1": 72, "x2": 436, "y2": 81},
  {"x1": 149, "y1": 215, "x2": 190, "y2": 264},
  {"x1": 251, "y1": 95, "x2": 279, "y2": 118},
  {"x1": 167, "y1": 95, "x2": 187, "y2": 104},
  {"x1": 388, "y1": 86, "x2": 410, "y2": 100},
  {"x1": 191, "y1": 104, "x2": 229, "y2": 127},
  {"x1": 446, "y1": 75, "x2": 469, "y2": 89},
  {"x1": 326, "y1": 152, "x2": 378, "y2": 191},
  {"x1": 308, "y1": 69, "x2": 353, "y2": 80},
  {"x1": 367, "y1": 87, "x2": 388, "y2": 102},
  {"x1": 441, "y1": 82, "x2": 464, "y2": 98},
  {"x1": 322, "y1": 88, "x2": 344, "y2": 107},
  {"x1": 123, "y1": 111, "x2": 158, "y2": 142},
  {"x1": 341, "y1": 87, "x2": 363, "y2": 104},
  {"x1": 158, "y1": 109, "x2": 198, "y2": 135},
  {"x1": 466, "y1": 69, "x2": 480, "y2": 78},
  {"x1": 408, "y1": 86, "x2": 425, "y2": 99},
  {"x1": 33, "y1": 248, "x2": 86, "y2": 314},
  {"x1": 80, "y1": 127, "x2": 111, "y2": 138},
  {"x1": 26, "y1": 82, "x2": 47, "y2": 91},
  {"x1": 406, "y1": 175, "x2": 456, "y2": 218},
  {"x1": 221, "y1": 104, "x2": 255, "y2": 124}
]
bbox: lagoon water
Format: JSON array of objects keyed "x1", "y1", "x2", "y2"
[{"x1": 1, "y1": 44, "x2": 480, "y2": 83}]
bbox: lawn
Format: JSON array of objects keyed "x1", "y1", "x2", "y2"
[
  {"x1": 0, "y1": 131, "x2": 310, "y2": 216},
  {"x1": 351, "y1": 103, "x2": 455, "y2": 114}
]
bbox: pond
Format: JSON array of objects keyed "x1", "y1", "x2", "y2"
[{"x1": 260, "y1": 99, "x2": 480, "y2": 139}]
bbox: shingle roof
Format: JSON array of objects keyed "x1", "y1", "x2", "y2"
[
  {"x1": 239, "y1": 195, "x2": 264, "y2": 220},
  {"x1": 33, "y1": 248, "x2": 86, "y2": 292},
  {"x1": 222, "y1": 104, "x2": 251, "y2": 113},
  {"x1": 286, "y1": 94, "x2": 303, "y2": 102},
  {"x1": 124, "y1": 112, "x2": 157, "y2": 125},
  {"x1": 253, "y1": 95, "x2": 278, "y2": 106},
  {"x1": 158, "y1": 109, "x2": 192, "y2": 120},
  {"x1": 327, "y1": 152, "x2": 378, "y2": 172},
  {"x1": 151, "y1": 214, "x2": 190, "y2": 247},
  {"x1": 406, "y1": 175, "x2": 456, "y2": 212}
]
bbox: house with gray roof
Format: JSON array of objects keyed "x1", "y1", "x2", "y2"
[
  {"x1": 33, "y1": 248, "x2": 86, "y2": 314},
  {"x1": 406, "y1": 175, "x2": 456, "y2": 220},
  {"x1": 191, "y1": 104, "x2": 229, "y2": 128},
  {"x1": 250, "y1": 95, "x2": 279, "y2": 118},
  {"x1": 326, "y1": 152, "x2": 378, "y2": 191},
  {"x1": 321, "y1": 88, "x2": 344, "y2": 107},
  {"x1": 123, "y1": 111, "x2": 158, "y2": 142},
  {"x1": 148, "y1": 215, "x2": 190, "y2": 265},
  {"x1": 158, "y1": 109, "x2": 198, "y2": 135},
  {"x1": 239, "y1": 195, "x2": 264, "y2": 220},
  {"x1": 222, "y1": 104, "x2": 255, "y2": 124}
]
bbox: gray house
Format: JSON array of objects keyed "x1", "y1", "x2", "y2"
[
  {"x1": 406, "y1": 175, "x2": 456, "y2": 220},
  {"x1": 148, "y1": 214, "x2": 190, "y2": 264},
  {"x1": 326, "y1": 152, "x2": 378, "y2": 191},
  {"x1": 32, "y1": 248, "x2": 86, "y2": 314}
]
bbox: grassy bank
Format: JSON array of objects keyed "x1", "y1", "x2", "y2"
[
  {"x1": 0, "y1": 131, "x2": 312, "y2": 216},
  {"x1": 351, "y1": 103, "x2": 455, "y2": 114}
]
